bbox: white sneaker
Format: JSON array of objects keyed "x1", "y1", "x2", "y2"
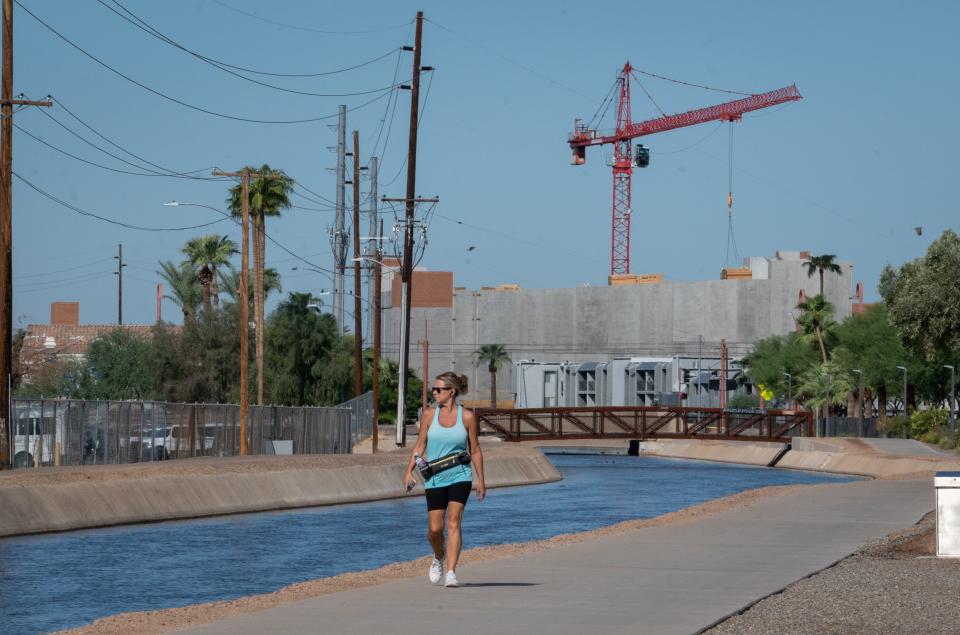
[
  {"x1": 428, "y1": 557, "x2": 443, "y2": 584},
  {"x1": 444, "y1": 571, "x2": 459, "y2": 588}
]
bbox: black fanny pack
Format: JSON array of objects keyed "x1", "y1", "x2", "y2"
[{"x1": 417, "y1": 450, "x2": 471, "y2": 480}]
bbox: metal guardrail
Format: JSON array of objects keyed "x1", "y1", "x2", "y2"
[
  {"x1": 473, "y1": 406, "x2": 813, "y2": 442},
  {"x1": 9, "y1": 399, "x2": 355, "y2": 468}
]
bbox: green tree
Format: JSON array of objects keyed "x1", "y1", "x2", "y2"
[
  {"x1": 157, "y1": 260, "x2": 202, "y2": 323},
  {"x1": 84, "y1": 330, "x2": 157, "y2": 400},
  {"x1": 797, "y1": 360, "x2": 853, "y2": 420},
  {"x1": 880, "y1": 229, "x2": 960, "y2": 362},
  {"x1": 228, "y1": 165, "x2": 294, "y2": 406},
  {"x1": 804, "y1": 254, "x2": 842, "y2": 296},
  {"x1": 264, "y1": 292, "x2": 336, "y2": 406},
  {"x1": 796, "y1": 294, "x2": 836, "y2": 363},
  {"x1": 474, "y1": 344, "x2": 511, "y2": 407},
  {"x1": 831, "y1": 305, "x2": 914, "y2": 418},
  {"x1": 181, "y1": 234, "x2": 238, "y2": 313},
  {"x1": 742, "y1": 332, "x2": 818, "y2": 402},
  {"x1": 217, "y1": 267, "x2": 282, "y2": 306}
]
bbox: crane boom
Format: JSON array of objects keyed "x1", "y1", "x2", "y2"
[
  {"x1": 569, "y1": 84, "x2": 801, "y2": 152},
  {"x1": 567, "y1": 62, "x2": 802, "y2": 277}
]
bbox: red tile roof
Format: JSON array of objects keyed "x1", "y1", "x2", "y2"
[{"x1": 20, "y1": 324, "x2": 172, "y2": 368}]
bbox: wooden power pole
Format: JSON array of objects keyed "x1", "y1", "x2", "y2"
[
  {"x1": 395, "y1": 10, "x2": 424, "y2": 447},
  {"x1": 113, "y1": 243, "x2": 126, "y2": 324},
  {"x1": 1, "y1": 0, "x2": 51, "y2": 468},
  {"x1": 352, "y1": 130, "x2": 363, "y2": 397}
]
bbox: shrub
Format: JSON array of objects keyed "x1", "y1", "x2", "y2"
[
  {"x1": 910, "y1": 408, "x2": 949, "y2": 438},
  {"x1": 728, "y1": 393, "x2": 760, "y2": 409}
]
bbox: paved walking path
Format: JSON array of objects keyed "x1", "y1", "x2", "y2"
[{"x1": 181, "y1": 477, "x2": 932, "y2": 635}]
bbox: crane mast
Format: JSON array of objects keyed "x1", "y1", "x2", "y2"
[{"x1": 569, "y1": 62, "x2": 802, "y2": 278}]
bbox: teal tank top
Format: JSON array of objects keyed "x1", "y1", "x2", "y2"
[{"x1": 424, "y1": 404, "x2": 472, "y2": 488}]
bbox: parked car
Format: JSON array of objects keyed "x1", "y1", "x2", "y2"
[{"x1": 134, "y1": 424, "x2": 219, "y2": 460}]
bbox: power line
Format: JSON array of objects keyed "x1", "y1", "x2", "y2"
[
  {"x1": 48, "y1": 97, "x2": 224, "y2": 179},
  {"x1": 210, "y1": 0, "x2": 410, "y2": 35},
  {"x1": 15, "y1": 1, "x2": 393, "y2": 125},
  {"x1": 13, "y1": 257, "x2": 114, "y2": 280},
  {"x1": 15, "y1": 122, "x2": 192, "y2": 177},
  {"x1": 102, "y1": 1, "x2": 401, "y2": 78},
  {"x1": 382, "y1": 69, "x2": 435, "y2": 188},
  {"x1": 426, "y1": 18, "x2": 595, "y2": 102},
  {"x1": 13, "y1": 172, "x2": 229, "y2": 231},
  {"x1": 98, "y1": 0, "x2": 407, "y2": 98}
]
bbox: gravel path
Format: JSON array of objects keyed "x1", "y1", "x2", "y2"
[{"x1": 705, "y1": 512, "x2": 960, "y2": 634}]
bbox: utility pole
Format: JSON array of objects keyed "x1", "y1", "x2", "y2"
[
  {"x1": 371, "y1": 225, "x2": 382, "y2": 454},
  {"x1": 421, "y1": 318, "x2": 429, "y2": 409},
  {"x1": 1, "y1": 0, "x2": 52, "y2": 468},
  {"x1": 396, "y1": 11, "x2": 424, "y2": 447},
  {"x1": 352, "y1": 130, "x2": 363, "y2": 397},
  {"x1": 333, "y1": 105, "x2": 347, "y2": 337},
  {"x1": 113, "y1": 244, "x2": 126, "y2": 324},
  {"x1": 366, "y1": 156, "x2": 378, "y2": 344},
  {"x1": 213, "y1": 168, "x2": 254, "y2": 455}
]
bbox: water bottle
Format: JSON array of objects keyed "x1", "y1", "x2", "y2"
[{"x1": 415, "y1": 454, "x2": 432, "y2": 479}]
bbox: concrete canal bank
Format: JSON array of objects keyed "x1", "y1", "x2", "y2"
[
  {"x1": 3, "y1": 435, "x2": 957, "y2": 539},
  {"x1": 0, "y1": 444, "x2": 560, "y2": 538}
]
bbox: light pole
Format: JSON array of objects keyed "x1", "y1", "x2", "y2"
[
  {"x1": 945, "y1": 365, "x2": 956, "y2": 440},
  {"x1": 783, "y1": 371, "x2": 792, "y2": 410},
  {"x1": 824, "y1": 373, "x2": 832, "y2": 437},
  {"x1": 896, "y1": 365, "x2": 908, "y2": 438},
  {"x1": 852, "y1": 369, "x2": 863, "y2": 437}
]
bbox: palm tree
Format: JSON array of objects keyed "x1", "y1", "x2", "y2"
[
  {"x1": 803, "y1": 254, "x2": 842, "y2": 296},
  {"x1": 796, "y1": 295, "x2": 835, "y2": 364},
  {"x1": 228, "y1": 165, "x2": 294, "y2": 405},
  {"x1": 474, "y1": 344, "x2": 511, "y2": 408},
  {"x1": 218, "y1": 267, "x2": 282, "y2": 306},
  {"x1": 157, "y1": 260, "x2": 202, "y2": 322},
  {"x1": 181, "y1": 234, "x2": 239, "y2": 315},
  {"x1": 798, "y1": 361, "x2": 853, "y2": 424}
]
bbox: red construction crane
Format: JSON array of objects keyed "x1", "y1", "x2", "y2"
[{"x1": 568, "y1": 62, "x2": 802, "y2": 278}]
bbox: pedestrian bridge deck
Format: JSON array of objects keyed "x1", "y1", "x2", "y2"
[{"x1": 473, "y1": 405, "x2": 813, "y2": 442}]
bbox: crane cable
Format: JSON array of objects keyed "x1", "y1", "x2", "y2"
[{"x1": 724, "y1": 122, "x2": 742, "y2": 268}]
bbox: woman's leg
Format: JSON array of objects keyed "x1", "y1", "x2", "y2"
[
  {"x1": 444, "y1": 501, "x2": 465, "y2": 572},
  {"x1": 427, "y1": 509, "x2": 446, "y2": 559}
]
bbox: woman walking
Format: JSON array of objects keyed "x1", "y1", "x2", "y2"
[{"x1": 402, "y1": 372, "x2": 485, "y2": 587}]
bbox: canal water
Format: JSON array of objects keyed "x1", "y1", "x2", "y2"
[{"x1": 0, "y1": 453, "x2": 855, "y2": 634}]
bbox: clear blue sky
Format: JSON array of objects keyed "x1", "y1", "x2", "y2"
[{"x1": 10, "y1": 0, "x2": 959, "y2": 327}]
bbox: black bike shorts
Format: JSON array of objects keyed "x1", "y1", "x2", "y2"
[{"x1": 425, "y1": 480, "x2": 472, "y2": 511}]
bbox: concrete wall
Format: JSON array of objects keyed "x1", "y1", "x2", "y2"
[
  {"x1": 0, "y1": 447, "x2": 561, "y2": 538},
  {"x1": 381, "y1": 253, "x2": 853, "y2": 404}
]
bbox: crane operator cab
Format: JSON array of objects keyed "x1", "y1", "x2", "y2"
[{"x1": 635, "y1": 144, "x2": 650, "y2": 168}]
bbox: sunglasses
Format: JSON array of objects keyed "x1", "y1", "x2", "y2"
[{"x1": 431, "y1": 386, "x2": 452, "y2": 394}]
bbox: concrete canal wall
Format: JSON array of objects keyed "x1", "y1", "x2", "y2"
[{"x1": 0, "y1": 445, "x2": 560, "y2": 538}]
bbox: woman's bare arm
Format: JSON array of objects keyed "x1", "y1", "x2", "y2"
[{"x1": 463, "y1": 409, "x2": 485, "y2": 501}]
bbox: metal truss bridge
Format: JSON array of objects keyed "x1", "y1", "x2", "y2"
[{"x1": 473, "y1": 406, "x2": 812, "y2": 443}]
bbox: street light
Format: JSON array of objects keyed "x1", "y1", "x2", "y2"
[
  {"x1": 852, "y1": 369, "x2": 863, "y2": 437},
  {"x1": 783, "y1": 372, "x2": 792, "y2": 410},
  {"x1": 896, "y1": 365, "x2": 908, "y2": 438},
  {"x1": 945, "y1": 365, "x2": 956, "y2": 440},
  {"x1": 824, "y1": 373, "x2": 832, "y2": 437}
]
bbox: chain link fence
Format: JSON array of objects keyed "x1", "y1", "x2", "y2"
[
  {"x1": 8, "y1": 395, "x2": 373, "y2": 468},
  {"x1": 339, "y1": 391, "x2": 374, "y2": 444}
]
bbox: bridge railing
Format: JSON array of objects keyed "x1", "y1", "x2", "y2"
[{"x1": 472, "y1": 406, "x2": 812, "y2": 442}]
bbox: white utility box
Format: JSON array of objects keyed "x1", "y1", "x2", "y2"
[{"x1": 935, "y1": 471, "x2": 960, "y2": 557}]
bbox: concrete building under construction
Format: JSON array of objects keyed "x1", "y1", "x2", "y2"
[{"x1": 379, "y1": 250, "x2": 856, "y2": 408}]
